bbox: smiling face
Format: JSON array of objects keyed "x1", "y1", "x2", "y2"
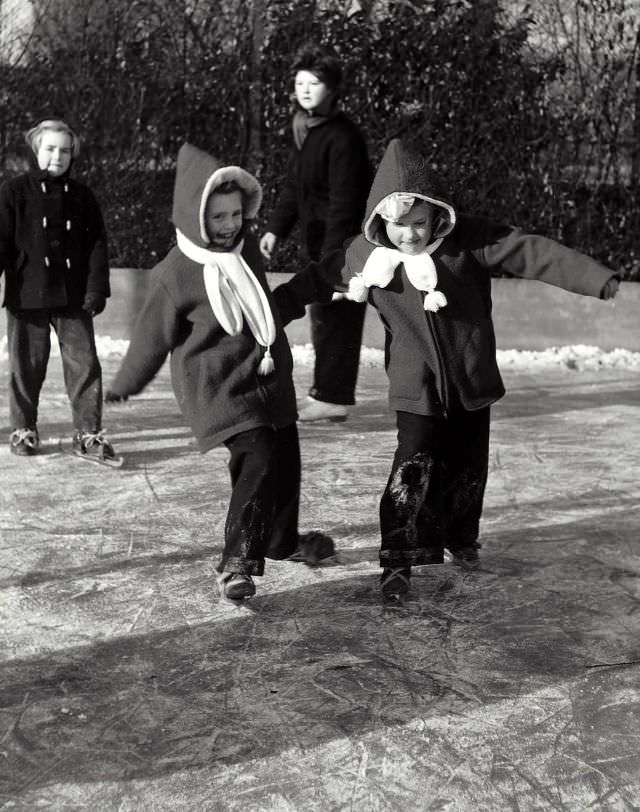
[
  {"x1": 36, "y1": 130, "x2": 73, "y2": 176},
  {"x1": 383, "y1": 200, "x2": 435, "y2": 255},
  {"x1": 294, "y1": 69, "x2": 333, "y2": 113},
  {"x1": 204, "y1": 190, "x2": 244, "y2": 249}
]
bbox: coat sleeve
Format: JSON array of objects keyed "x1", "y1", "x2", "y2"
[
  {"x1": 0, "y1": 182, "x2": 16, "y2": 275},
  {"x1": 321, "y1": 128, "x2": 370, "y2": 256},
  {"x1": 265, "y1": 150, "x2": 299, "y2": 240},
  {"x1": 109, "y1": 278, "x2": 180, "y2": 396},
  {"x1": 474, "y1": 219, "x2": 618, "y2": 298},
  {"x1": 84, "y1": 187, "x2": 110, "y2": 298},
  {"x1": 270, "y1": 248, "x2": 348, "y2": 325}
]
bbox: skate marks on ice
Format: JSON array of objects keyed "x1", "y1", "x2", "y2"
[
  {"x1": 1, "y1": 364, "x2": 640, "y2": 807},
  {"x1": 2, "y1": 538, "x2": 640, "y2": 809}
]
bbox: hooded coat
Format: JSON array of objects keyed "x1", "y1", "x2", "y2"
[
  {"x1": 340, "y1": 139, "x2": 617, "y2": 416},
  {"x1": 0, "y1": 153, "x2": 109, "y2": 310},
  {"x1": 110, "y1": 143, "x2": 303, "y2": 451}
]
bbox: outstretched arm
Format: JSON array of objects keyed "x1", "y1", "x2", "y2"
[
  {"x1": 475, "y1": 218, "x2": 620, "y2": 298},
  {"x1": 271, "y1": 248, "x2": 350, "y2": 326},
  {"x1": 108, "y1": 280, "x2": 179, "y2": 399}
]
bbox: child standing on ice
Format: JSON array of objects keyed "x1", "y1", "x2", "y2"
[
  {"x1": 106, "y1": 143, "x2": 335, "y2": 600},
  {"x1": 277, "y1": 138, "x2": 621, "y2": 597},
  {"x1": 0, "y1": 118, "x2": 117, "y2": 461}
]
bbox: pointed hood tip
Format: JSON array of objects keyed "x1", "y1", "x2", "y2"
[
  {"x1": 362, "y1": 138, "x2": 456, "y2": 247},
  {"x1": 172, "y1": 142, "x2": 263, "y2": 248}
]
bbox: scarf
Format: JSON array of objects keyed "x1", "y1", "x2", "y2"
[
  {"x1": 347, "y1": 241, "x2": 447, "y2": 312},
  {"x1": 292, "y1": 109, "x2": 339, "y2": 150},
  {"x1": 176, "y1": 229, "x2": 277, "y2": 375}
]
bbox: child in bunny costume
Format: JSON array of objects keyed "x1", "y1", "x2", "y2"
[
  {"x1": 276, "y1": 137, "x2": 621, "y2": 597},
  {"x1": 106, "y1": 143, "x2": 334, "y2": 600}
]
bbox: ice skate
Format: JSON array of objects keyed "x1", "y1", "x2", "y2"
[
  {"x1": 66, "y1": 430, "x2": 124, "y2": 468},
  {"x1": 9, "y1": 427, "x2": 40, "y2": 456},
  {"x1": 287, "y1": 531, "x2": 336, "y2": 565},
  {"x1": 380, "y1": 566, "x2": 411, "y2": 598},
  {"x1": 447, "y1": 541, "x2": 481, "y2": 569},
  {"x1": 298, "y1": 397, "x2": 347, "y2": 423},
  {"x1": 217, "y1": 572, "x2": 256, "y2": 601}
]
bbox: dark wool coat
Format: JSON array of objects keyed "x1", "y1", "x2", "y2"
[
  {"x1": 0, "y1": 165, "x2": 109, "y2": 310},
  {"x1": 265, "y1": 111, "x2": 371, "y2": 260},
  {"x1": 110, "y1": 143, "x2": 329, "y2": 452},
  {"x1": 278, "y1": 139, "x2": 618, "y2": 416}
]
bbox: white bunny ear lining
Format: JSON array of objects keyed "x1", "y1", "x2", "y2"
[
  {"x1": 346, "y1": 245, "x2": 448, "y2": 313},
  {"x1": 176, "y1": 228, "x2": 276, "y2": 376}
]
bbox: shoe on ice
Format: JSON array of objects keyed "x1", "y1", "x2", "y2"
[
  {"x1": 448, "y1": 541, "x2": 481, "y2": 569},
  {"x1": 380, "y1": 567, "x2": 411, "y2": 597},
  {"x1": 217, "y1": 572, "x2": 256, "y2": 600},
  {"x1": 72, "y1": 430, "x2": 117, "y2": 461},
  {"x1": 9, "y1": 427, "x2": 40, "y2": 456},
  {"x1": 287, "y1": 531, "x2": 336, "y2": 565},
  {"x1": 298, "y1": 397, "x2": 347, "y2": 423}
]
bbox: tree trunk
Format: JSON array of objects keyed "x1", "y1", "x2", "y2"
[
  {"x1": 246, "y1": 0, "x2": 265, "y2": 174},
  {"x1": 632, "y1": 25, "x2": 640, "y2": 185}
]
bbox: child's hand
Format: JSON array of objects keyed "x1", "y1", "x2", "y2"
[
  {"x1": 82, "y1": 292, "x2": 106, "y2": 316},
  {"x1": 259, "y1": 232, "x2": 277, "y2": 260},
  {"x1": 105, "y1": 390, "x2": 128, "y2": 404}
]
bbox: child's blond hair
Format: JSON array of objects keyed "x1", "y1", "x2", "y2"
[{"x1": 25, "y1": 119, "x2": 81, "y2": 158}]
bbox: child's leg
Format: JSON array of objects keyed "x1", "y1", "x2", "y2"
[
  {"x1": 379, "y1": 411, "x2": 445, "y2": 569},
  {"x1": 265, "y1": 422, "x2": 336, "y2": 564},
  {"x1": 6, "y1": 309, "x2": 51, "y2": 429},
  {"x1": 52, "y1": 309, "x2": 103, "y2": 431},
  {"x1": 438, "y1": 406, "x2": 490, "y2": 559},
  {"x1": 220, "y1": 427, "x2": 278, "y2": 576},
  {"x1": 265, "y1": 422, "x2": 301, "y2": 560}
]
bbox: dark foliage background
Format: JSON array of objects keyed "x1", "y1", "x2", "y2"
[{"x1": 0, "y1": 0, "x2": 638, "y2": 279}]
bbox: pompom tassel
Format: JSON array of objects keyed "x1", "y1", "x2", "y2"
[
  {"x1": 258, "y1": 348, "x2": 275, "y2": 376},
  {"x1": 346, "y1": 274, "x2": 369, "y2": 302},
  {"x1": 424, "y1": 290, "x2": 447, "y2": 312}
]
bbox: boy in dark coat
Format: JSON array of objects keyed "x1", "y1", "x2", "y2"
[
  {"x1": 260, "y1": 43, "x2": 371, "y2": 423},
  {"x1": 106, "y1": 143, "x2": 334, "y2": 600},
  {"x1": 276, "y1": 138, "x2": 621, "y2": 597},
  {"x1": 0, "y1": 118, "x2": 116, "y2": 460}
]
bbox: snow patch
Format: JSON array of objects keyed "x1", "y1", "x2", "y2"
[
  {"x1": 2, "y1": 335, "x2": 639, "y2": 371},
  {"x1": 294, "y1": 343, "x2": 640, "y2": 371}
]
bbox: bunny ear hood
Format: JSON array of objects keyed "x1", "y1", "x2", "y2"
[
  {"x1": 171, "y1": 142, "x2": 263, "y2": 248},
  {"x1": 362, "y1": 138, "x2": 456, "y2": 247}
]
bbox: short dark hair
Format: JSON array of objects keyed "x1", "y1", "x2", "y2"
[{"x1": 292, "y1": 43, "x2": 342, "y2": 92}]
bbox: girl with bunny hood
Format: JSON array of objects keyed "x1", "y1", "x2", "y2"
[{"x1": 108, "y1": 143, "x2": 334, "y2": 598}]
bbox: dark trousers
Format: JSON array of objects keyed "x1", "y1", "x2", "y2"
[
  {"x1": 6, "y1": 307, "x2": 103, "y2": 432},
  {"x1": 219, "y1": 423, "x2": 302, "y2": 576},
  {"x1": 379, "y1": 408, "x2": 491, "y2": 568},
  {"x1": 308, "y1": 299, "x2": 366, "y2": 405}
]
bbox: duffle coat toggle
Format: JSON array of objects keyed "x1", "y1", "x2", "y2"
[{"x1": 40, "y1": 179, "x2": 73, "y2": 271}]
